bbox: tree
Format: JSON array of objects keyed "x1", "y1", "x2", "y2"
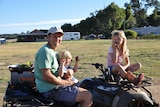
[
  {"x1": 96, "y1": 2, "x2": 126, "y2": 36},
  {"x1": 125, "y1": 16, "x2": 137, "y2": 29},
  {"x1": 60, "y1": 1, "x2": 160, "y2": 38},
  {"x1": 129, "y1": 0, "x2": 160, "y2": 27},
  {"x1": 130, "y1": 0, "x2": 147, "y2": 26},
  {"x1": 124, "y1": 4, "x2": 137, "y2": 29},
  {"x1": 61, "y1": 23, "x2": 73, "y2": 32},
  {"x1": 75, "y1": 17, "x2": 101, "y2": 36},
  {"x1": 141, "y1": 0, "x2": 160, "y2": 10},
  {"x1": 147, "y1": 8, "x2": 160, "y2": 26}
]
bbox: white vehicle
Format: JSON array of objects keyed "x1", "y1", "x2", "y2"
[{"x1": 62, "y1": 32, "x2": 80, "y2": 40}]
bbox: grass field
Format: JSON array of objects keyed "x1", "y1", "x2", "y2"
[{"x1": 0, "y1": 39, "x2": 160, "y2": 94}]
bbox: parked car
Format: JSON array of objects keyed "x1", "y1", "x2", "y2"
[
  {"x1": 98, "y1": 34, "x2": 107, "y2": 39},
  {"x1": 85, "y1": 34, "x2": 96, "y2": 40}
]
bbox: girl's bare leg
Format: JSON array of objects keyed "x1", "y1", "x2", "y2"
[
  {"x1": 127, "y1": 63, "x2": 141, "y2": 72},
  {"x1": 112, "y1": 65, "x2": 127, "y2": 79}
]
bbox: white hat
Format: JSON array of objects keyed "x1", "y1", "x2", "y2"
[{"x1": 47, "y1": 27, "x2": 64, "y2": 35}]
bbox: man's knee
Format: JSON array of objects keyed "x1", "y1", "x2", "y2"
[
  {"x1": 76, "y1": 88, "x2": 92, "y2": 102},
  {"x1": 86, "y1": 91, "x2": 92, "y2": 99}
]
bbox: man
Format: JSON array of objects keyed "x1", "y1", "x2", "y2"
[{"x1": 34, "y1": 26, "x2": 92, "y2": 107}]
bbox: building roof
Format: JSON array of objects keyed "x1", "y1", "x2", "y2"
[{"x1": 19, "y1": 29, "x2": 47, "y2": 36}]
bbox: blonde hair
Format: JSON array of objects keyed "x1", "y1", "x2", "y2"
[
  {"x1": 58, "y1": 50, "x2": 72, "y2": 62},
  {"x1": 111, "y1": 30, "x2": 129, "y2": 55}
]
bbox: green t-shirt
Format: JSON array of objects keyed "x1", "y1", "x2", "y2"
[{"x1": 34, "y1": 44, "x2": 59, "y2": 93}]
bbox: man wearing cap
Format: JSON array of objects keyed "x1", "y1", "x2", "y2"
[{"x1": 34, "y1": 26, "x2": 92, "y2": 107}]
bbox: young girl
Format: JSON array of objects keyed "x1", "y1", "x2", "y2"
[
  {"x1": 58, "y1": 50, "x2": 79, "y2": 83},
  {"x1": 107, "y1": 30, "x2": 144, "y2": 85}
]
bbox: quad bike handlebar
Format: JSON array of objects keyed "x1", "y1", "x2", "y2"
[
  {"x1": 91, "y1": 63, "x2": 103, "y2": 67},
  {"x1": 91, "y1": 63, "x2": 115, "y2": 82}
]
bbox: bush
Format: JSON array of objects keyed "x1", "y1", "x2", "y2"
[
  {"x1": 124, "y1": 30, "x2": 138, "y2": 39},
  {"x1": 138, "y1": 34, "x2": 160, "y2": 39}
]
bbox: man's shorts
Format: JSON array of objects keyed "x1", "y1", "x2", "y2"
[{"x1": 41, "y1": 85, "x2": 78, "y2": 103}]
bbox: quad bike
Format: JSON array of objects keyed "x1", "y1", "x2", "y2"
[
  {"x1": 3, "y1": 63, "x2": 159, "y2": 107},
  {"x1": 79, "y1": 63, "x2": 159, "y2": 107},
  {"x1": 3, "y1": 64, "x2": 77, "y2": 107}
]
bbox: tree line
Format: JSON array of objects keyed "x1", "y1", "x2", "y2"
[{"x1": 61, "y1": 0, "x2": 160, "y2": 38}]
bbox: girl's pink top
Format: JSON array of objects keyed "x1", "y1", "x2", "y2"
[{"x1": 107, "y1": 46, "x2": 123, "y2": 67}]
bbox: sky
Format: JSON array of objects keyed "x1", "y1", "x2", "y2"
[{"x1": 0, "y1": 0, "x2": 152, "y2": 34}]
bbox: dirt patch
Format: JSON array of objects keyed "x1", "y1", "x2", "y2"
[
  {"x1": 0, "y1": 62, "x2": 6, "y2": 66},
  {"x1": 146, "y1": 85, "x2": 160, "y2": 103},
  {"x1": 145, "y1": 79, "x2": 160, "y2": 104}
]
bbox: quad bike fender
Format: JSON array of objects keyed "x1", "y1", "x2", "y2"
[{"x1": 111, "y1": 90, "x2": 153, "y2": 107}]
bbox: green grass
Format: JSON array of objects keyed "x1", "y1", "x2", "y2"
[{"x1": 0, "y1": 39, "x2": 160, "y2": 92}]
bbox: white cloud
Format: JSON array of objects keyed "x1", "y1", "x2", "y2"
[
  {"x1": 0, "y1": 18, "x2": 85, "y2": 34},
  {"x1": 0, "y1": 18, "x2": 84, "y2": 27}
]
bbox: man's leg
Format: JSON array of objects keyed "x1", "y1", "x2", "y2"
[{"x1": 75, "y1": 87, "x2": 92, "y2": 107}]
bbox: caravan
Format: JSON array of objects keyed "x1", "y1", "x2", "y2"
[{"x1": 62, "y1": 32, "x2": 80, "y2": 40}]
